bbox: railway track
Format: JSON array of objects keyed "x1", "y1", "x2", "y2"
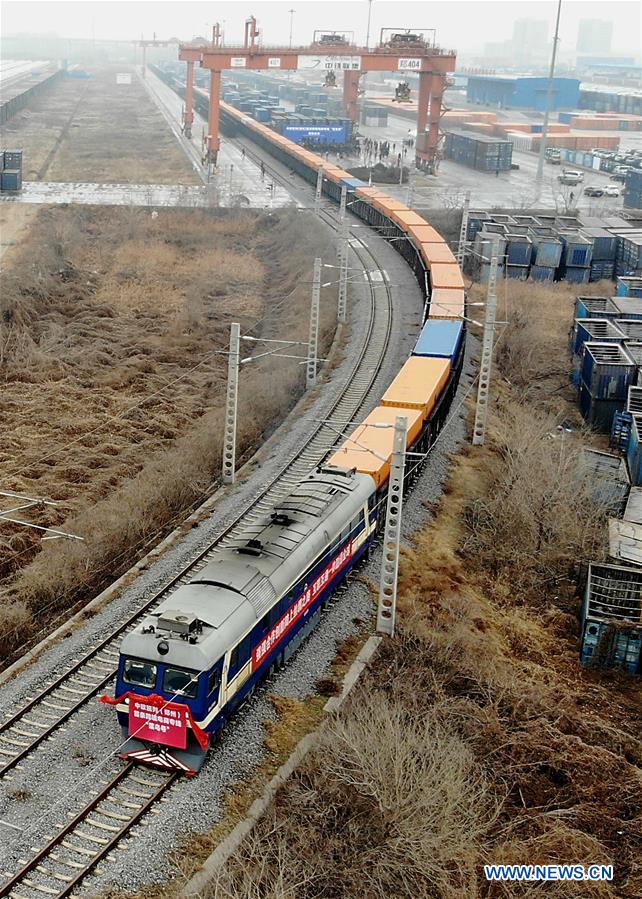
[
  {"x1": 0, "y1": 765, "x2": 176, "y2": 899},
  {"x1": 0, "y1": 228, "x2": 390, "y2": 779},
  {"x1": 0, "y1": 171, "x2": 394, "y2": 894}
]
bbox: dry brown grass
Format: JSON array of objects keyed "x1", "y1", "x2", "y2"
[
  {"x1": 187, "y1": 279, "x2": 641, "y2": 899},
  {"x1": 0, "y1": 66, "x2": 199, "y2": 184},
  {"x1": 0, "y1": 205, "x2": 338, "y2": 663}
]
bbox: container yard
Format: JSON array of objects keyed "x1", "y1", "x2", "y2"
[{"x1": 1, "y1": 3, "x2": 641, "y2": 899}]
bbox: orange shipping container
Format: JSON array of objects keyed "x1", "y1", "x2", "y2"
[
  {"x1": 420, "y1": 242, "x2": 457, "y2": 265},
  {"x1": 381, "y1": 357, "x2": 451, "y2": 418},
  {"x1": 372, "y1": 195, "x2": 408, "y2": 214},
  {"x1": 408, "y1": 224, "x2": 446, "y2": 245},
  {"x1": 430, "y1": 265, "x2": 465, "y2": 291},
  {"x1": 327, "y1": 405, "x2": 424, "y2": 489},
  {"x1": 391, "y1": 209, "x2": 432, "y2": 230},
  {"x1": 429, "y1": 288, "x2": 466, "y2": 320}
]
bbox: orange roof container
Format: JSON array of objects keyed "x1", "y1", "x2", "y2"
[
  {"x1": 372, "y1": 195, "x2": 408, "y2": 214},
  {"x1": 429, "y1": 288, "x2": 466, "y2": 320},
  {"x1": 380, "y1": 357, "x2": 450, "y2": 418},
  {"x1": 327, "y1": 405, "x2": 424, "y2": 489},
  {"x1": 390, "y1": 209, "x2": 432, "y2": 230},
  {"x1": 408, "y1": 224, "x2": 445, "y2": 245},
  {"x1": 420, "y1": 243, "x2": 457, "y2": 265},
  {"x1": 430, "y1": 265, "x2": 465, "y2": 290}
]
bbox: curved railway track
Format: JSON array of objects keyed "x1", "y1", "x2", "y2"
[{"x1": 0, "y1": 189, "x2": 396, "y2": 896}]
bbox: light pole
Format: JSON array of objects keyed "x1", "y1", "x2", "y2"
[
  {"x1": 288, "y1": 8, "x2": 295, "y2": 49},
  {"x1": 535, "y1": 0, "x2": 563, "y2": 197},
  {"x1": 366, "y1": 0, "x2": 373, "y2": 49}
]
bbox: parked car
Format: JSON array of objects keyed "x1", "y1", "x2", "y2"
[
  {"x1": 603, "y1": 184, "x2": 621, "y2": 197},
  {"x1": 584, "y1": 185, "x2": 605, "y2": 197},
  {"x1": 558, "y1": 169, "x2": 584, "y2": 185}
]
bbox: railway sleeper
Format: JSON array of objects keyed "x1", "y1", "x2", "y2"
[
  {"x1": 35, "y1": 865, "x2": 71, "y2": 883},
  {"x1": 48, "y1": 854, "x2": 85, "y2": 869}
]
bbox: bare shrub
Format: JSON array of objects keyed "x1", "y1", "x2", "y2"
[
  {"x1": 0, "y1": 206, "x2": 339, "y2": 663},
  {"x1": 462, "y1": 397, "x2": 609, "y2": 586}
]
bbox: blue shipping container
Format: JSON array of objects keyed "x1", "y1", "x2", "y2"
[
  {"x1": 506, "y1": 237, "x2": 532, "y2": 266},
  {"x1": 341, "y1": 177, "x2": 368, "y2": 190},
  {"x1": 1, "y1": 169, "x2": 22, "y2": 191},
  {"x1": 579, "y1": 384, "x2": 623, "y2": 432},
  {"x1": 581, "y1": 619, "x2": 641, "y2": 673},
  {"x1": 626, "y1": 415, "x2": 642, "y2": 485},
  {"x1": 530, "y1": 264, "x2": 555, "y2": 282},
  {"x1": 532, "y1": 238, "x2": 563, "y2": 268},
  {"x1": 565, "y1": 265, "x2": 591, "y2": 284},
  {"x1": 413, "y1": 320, "x2": 464, "y2": 364}
]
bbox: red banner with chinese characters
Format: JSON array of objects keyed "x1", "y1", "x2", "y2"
[
  {"x1": 129, "y1": 695, "x2": 187, "y2": 749},
  {"x1": 100, "y1": 692, "x2": 210, "y2": 750},
  {"x1": 252, "y1": 540, "x2": 353, "y2": 670}
]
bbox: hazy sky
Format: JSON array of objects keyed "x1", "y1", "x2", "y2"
[{"x1": 1, "y1": 0, "x2": 640, "y2": 55}]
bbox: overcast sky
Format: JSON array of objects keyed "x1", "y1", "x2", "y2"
[{"x1": 1, "y1": 0, "x2": 640, "y2": 55}]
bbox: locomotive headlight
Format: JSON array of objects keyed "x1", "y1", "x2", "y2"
[{"x1": 157, "y1": 640, "x2": 170, "y2": 656}]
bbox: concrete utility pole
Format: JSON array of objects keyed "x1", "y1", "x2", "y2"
[
  {"x1": 405, "y1": 170, "x2": 415, "y2": 207},
  {"x1": 456, "y1": 190, "x2": 471, "y2": 268},
  {"x1": 314, "y1": 166, "x2": 324, "y2": 214},
  {"x1": 288, "y1": 8, "x2": 295, "y2": 48},
  {"x1": 365, "y1": 0, "x2": 374, "y2": 49},
  {"x1": 337, "y1": 185, "x2": 349, "y2": 322},
  {"x1": 222, "y1": 322, "x2": 240, "y2": 484},
  {"x1": 472, "y1": 236, "x2": 500, "y2": 446},
  {"x1": 307, "y1": 258, "x2": 321, "y2": 389},
  {"x1": 376, "y1": 415, "x2": 407, "y2": 637},
  {"x1": 535, "y1": 0, "x2": 563, "y2": 196}
]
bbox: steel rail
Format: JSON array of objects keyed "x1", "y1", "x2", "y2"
[
  {"x1": 0, "y1": 176, "x2": 393, "y2": 780},
  {"x1": 0, "y1": 765, "x2": 178, "y2": 898}
]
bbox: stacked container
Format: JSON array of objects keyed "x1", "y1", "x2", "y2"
[
  {"x1": 582, "y1": 227, "x2": 618, "y2": 282},
  {"x1": 624, "y1": 169, "x2": 642, "y2": 210},
  {"x1": 579, "y1": 341, "x2": 636, "y2": 431},
  {"x1": 443, "y1": 129, "x2": 513, "y2": 172},
  {"x1": 528, "y1": 227, "x2": 563, "y2": 281},
  {"x1": 0, "y1": 148, "x2": 22, "y2": 192},
  {"x1": 581, "y1": 563, "x2": 641, "y2": 674},
  {"x1": 558, "y1": 231, "x2": 593, "y2": 284}
]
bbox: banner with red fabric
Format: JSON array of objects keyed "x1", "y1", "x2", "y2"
[{"x1": 99, "y1": 692, "x2": 210, "y2": 750}]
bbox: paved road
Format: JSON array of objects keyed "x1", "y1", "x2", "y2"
[{"x1": 328, "y1": 108, "x2": 627, "y2": 214}]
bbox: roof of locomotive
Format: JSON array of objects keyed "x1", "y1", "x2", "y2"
[{"x1": 119, "y1": 468, "x2": 375, "y2": 670}]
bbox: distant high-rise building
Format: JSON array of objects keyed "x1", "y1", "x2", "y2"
[
  {"x1": 577, "y1": 20, "x2": 613, "y2": 55},
  {"x1": 512, "y1": 19, "x2": 548, "y2": 66}
]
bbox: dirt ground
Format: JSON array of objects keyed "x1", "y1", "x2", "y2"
[
  {"x1": 0, "y1": 66, "x2": 199, "y2": 184},
  {"x1": 0, "y1": 205, "x2": 337, "y2": 663},
  {"x1": 0, "y1": 205, "x2": 38, "y2": 263}
]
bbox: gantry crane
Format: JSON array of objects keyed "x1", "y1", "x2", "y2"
[{"x1": 179, "y1": 19, "x2": 455, "y2": 171}]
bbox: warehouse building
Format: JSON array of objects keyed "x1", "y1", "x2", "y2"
[{"x1": 466, "y1": 75, "x2": 581, "y2": 111}]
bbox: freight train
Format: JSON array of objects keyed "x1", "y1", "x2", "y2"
[{"x1": 103, "y1": 74, "x2": 467, "y2": 774}]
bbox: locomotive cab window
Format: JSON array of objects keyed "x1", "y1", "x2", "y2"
[
  {"x1": 207, "y1": 669, "x2": 221, "y2": 695},
  {"x1": 123, "y1": 659, "x2": 157, "y2": 688},
  {"x1": 163, "y1": 667, "x2": 199, "y2": 699}
]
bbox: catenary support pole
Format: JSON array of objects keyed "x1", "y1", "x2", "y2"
[
  {"x1": 472, "y1": 236, "x2": 500, "y2": 446},
  {"x1": 535, "y1": 0, "x2": 563, "y2": 196},
  {"x1": 377, "y1": 416, "x2": 408, "y2": 637},
  {"x1": 314, "y1": 166, "x2": 324, "y2": 214},
  {"x1": 456, "y1": 190, "x2": 471, "y2": 267},
  {"x1": 405, "y1": 170, "x2": 415, "y2": 207},
  {"x1": 307, "y1": 258, "x2": 321, "y2": 389},
  {"x1": 338, "y1": 236, "x2": 348, "y2": 325},
  {"x1": 222, "y1": 322, "x2": 240, "y2": 484}
]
